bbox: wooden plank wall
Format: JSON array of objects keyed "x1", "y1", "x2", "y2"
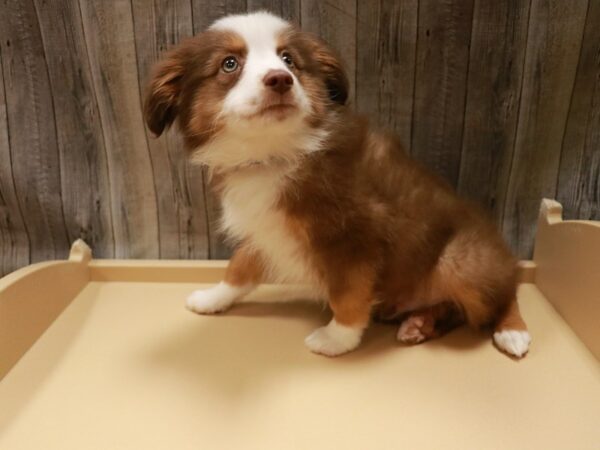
[{"x1": 0, "y1": 0, "x2": 598, "y2": 276}]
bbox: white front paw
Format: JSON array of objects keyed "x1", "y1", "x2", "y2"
[
  {"x1": 304, "y1": 320, "x2": 363, "y2": 357},
  {"x1": 186, "y1": 282, "x2": 250, "y2": 314}
]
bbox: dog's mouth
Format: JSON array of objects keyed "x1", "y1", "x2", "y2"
[
  {"x1": 251, "y1": 100, "x2": 298, "y2": 120},
  {"x1": 261, "y1": 103, "x2": 296, "y2": 113}
]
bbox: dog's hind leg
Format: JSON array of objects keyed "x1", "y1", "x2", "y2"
[
  {"x1": 396, "y1": 301, "x2": 465, "y2": 345},
  {"x1": 493, "y1": 299, "x2": 531, "y2": 358}
]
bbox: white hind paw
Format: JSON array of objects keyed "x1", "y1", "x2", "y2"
[
  {"x1": 494, "y1": 330, "x2": 531, "y2": 358},
  {"x1": 396, "y1": 316, "x2": 427, "y2": 344}
]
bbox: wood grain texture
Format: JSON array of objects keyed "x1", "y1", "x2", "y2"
[
  {"x1": 247, "y1": 0, "x2": 300, "y2": 24},
  {"x1": 457, "y1": 0, "x2": 530, "y2": 224},
  {"x1": 1, "y1": 1, "x2": 599, "y2": 276},
  {"x1": 411, "y1": 0, "x2": 474, "y2": 185},
  {"x1": 502, "y1": 0, "x2": 588, "y2": 257},
  {"x1": 556, "y1": 0, "x2": 600, "y2": 221},
  {"x1": 132, "y1": 0, "x2": 212, "y2": 259},
  {"x1": 0, "y1": 0, "x2": 70, "y2": 264},
  {"x1": 79, "y1": 0, "x2": 159, "y2": 258},
  {"x1": 191, "y1": 0, "x2": 247, "y2": 32},
  {"x1": 0, "y1": 46, "x2": 30, "y2": 275},
  {"x1": 355, "y1": 0, "x2": 417, "y2": 149},
  {"x1": 33, "y1": 0, "x2": 115, "y2": 257},
  {"x1": 301, "y1": 0, "x2": 357, "y2": 105}
]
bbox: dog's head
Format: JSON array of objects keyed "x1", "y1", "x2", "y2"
[{"x1": 144, "y1": 12, "x2": 348, "y2": 170}]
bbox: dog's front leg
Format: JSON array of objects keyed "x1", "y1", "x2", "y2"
[
  {"x1": 305, "y1": 266, "x2": 375, "y2": 357},
  {"x1": 186, "y1": 243, "x2": 263, "y2": 314}
]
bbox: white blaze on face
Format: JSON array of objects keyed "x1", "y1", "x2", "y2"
[
  {"x1": 194, "y1": 12, "x2": 326, "y2": 170},
  {"x1": 210, "y1": 12, "x2": 311, "y2": 120}
]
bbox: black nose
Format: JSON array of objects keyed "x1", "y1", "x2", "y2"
[{"x1": 263, "y1": 69, "x2": 293, "y2": 94}]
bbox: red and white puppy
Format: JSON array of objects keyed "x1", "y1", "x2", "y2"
[{"x1": 144, "y1": 12, "x2": 531, "y2": 358}]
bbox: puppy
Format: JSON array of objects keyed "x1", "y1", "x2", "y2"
[{"x1": 144, "y1": 12, "x2": 531, "y2": 358}]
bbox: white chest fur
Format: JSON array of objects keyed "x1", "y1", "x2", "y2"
[{"x1": 220, "y1": 167, "x2": 319, "y2": 286}]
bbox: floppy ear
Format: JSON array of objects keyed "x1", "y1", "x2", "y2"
[
  {"x1": 305, "y1": 34, "x2": 349, "y2": 105},
  {"x1": 317, "y1": 47, "x2": 349, "y2": 105},
  {"x1": 144, "y1": 50, "x2": 185, "y2": 136}
]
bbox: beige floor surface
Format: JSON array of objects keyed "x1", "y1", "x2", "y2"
[{"x1": 0, "y1": 281, "x2": 599, "y2": 450}]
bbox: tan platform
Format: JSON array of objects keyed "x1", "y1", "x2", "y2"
[{"x1": 1, "y1": 199, "x2": 599, "y2": 450}]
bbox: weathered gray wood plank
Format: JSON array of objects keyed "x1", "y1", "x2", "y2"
[
  {"x1": 132, "y1": 0, "x2": 211, "y2": 259},
  {"x1": 301, "y1": 0, "x2": 357, "y2": 105},
  {"x1": 33, "y1": 0, "x2": 115, "y2": 257},
  {"x1": 191, "y1": 0, "x2": 247, "y2": 32},
  {"x1": 411, "y1": 0, "x2": 475, "y2": 186},
  {"x1": 0, "y1": 0, "x2": 70, "y2": 264},
  {"x1": 457, "y1": 0, "x2": 530, "y2": 227},
  {"x1": 0, "y1": 45, "x2": 30, "y2": 275},
  {"x1": 502, "y1": 0, "x2": 588, "y2": 257},
  {"x1": 79, "y1": 0, "x2": 159, "y2": 258},
  {"x1": 0, "y1": 0, "x2": 598, "y2": 275},
  {"x1": 247, "y1": 0, "x2": 300, "y2": 24},
  {"x1": 355, "y1": 0, "x2": 417, "y2": 149},
  {"x1": 557, "y1": 0, "x2": 600, "y2": 221}
]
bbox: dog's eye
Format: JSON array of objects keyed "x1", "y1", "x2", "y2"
[
  {"x1": 221, "y1": 56, "x2": 239, "y2": 73},
  {"x1": 280, "y1": 52, "x2": 294, "y2": 68}
]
